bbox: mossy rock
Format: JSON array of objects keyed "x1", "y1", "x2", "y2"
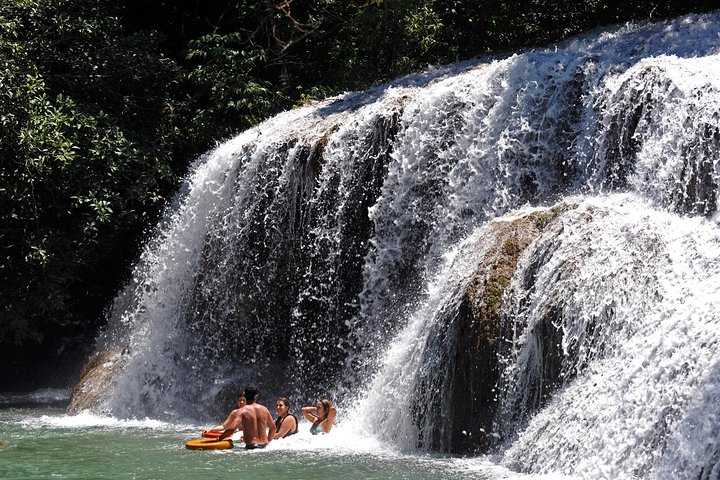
[{"x1": 446, "y1": 203, "x2": 573, "y2": 453}]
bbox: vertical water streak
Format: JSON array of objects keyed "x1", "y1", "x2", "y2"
[
  {"x1": 289, "y1": 91, "x2": 408, "y2": 394},
  {"x1": 96, "y1": 106, "x2": 322, "y2": 419},
  {"x1": 589, "y1": 54, "x2": 720, "y2": 215},
  {"x1": 95, "y1": 140, "x2": 247, "y2": 417},
  {"x1": 345, "y1": 227, "x2": 492, "y2": 450}
]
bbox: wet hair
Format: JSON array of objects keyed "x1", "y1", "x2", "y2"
[
  {"x1": 310, "y1": 398, "x2": 334, "y2": 433},
  {"x1": 317, "y1": 398, "x2": 333, "y2": 415},
  {"x1": 276, "y1": 397, "x2": 291, "y2": 409},
  {"x1": 244, "y1": 386, "x2": 259, "y2": 404}
]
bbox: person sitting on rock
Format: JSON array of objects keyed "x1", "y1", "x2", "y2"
[{"x1": 302, "y1": 398, "x2": 337, "y2": 434}]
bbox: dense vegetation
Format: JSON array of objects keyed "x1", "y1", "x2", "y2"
[{"x1": 1, "y1": 0, "x2": 716, "y2": 390}]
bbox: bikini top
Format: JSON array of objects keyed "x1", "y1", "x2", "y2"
[
  {"x1": 310, "y1": 413, "x2": 327, "y2": 435},
  {"x1": 275, "y1": 413, "x2": 299, "y2": 437}
]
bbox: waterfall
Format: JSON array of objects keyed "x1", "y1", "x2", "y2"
[
  {"x1": 497, "y1": 197, "x2": 720, "y2": 478},
  {"x1": 81, "y1": 10, "x2": 720, "y2": 478}
]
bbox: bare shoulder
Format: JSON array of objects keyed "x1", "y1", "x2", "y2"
[{"x1": 236, "y1": 404, "x2": 251, "y2": 418}]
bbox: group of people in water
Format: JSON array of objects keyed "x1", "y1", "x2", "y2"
[{"x1": 206, "y1": 386, "x2": 337, "y2": 449}]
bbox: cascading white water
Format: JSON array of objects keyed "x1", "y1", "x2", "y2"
[
  {"x1": 89, "y1": 10, "x2": 720, "y2": 478},
  {"x1": 496, "y1": 196, "x2": 720, "y2": 478},
  {"x1": 94, "y1": 85, "x2": 418, "y2": 419},
  {"x1": 344, "y1": 221, "x2": 508, "y2": 450}
]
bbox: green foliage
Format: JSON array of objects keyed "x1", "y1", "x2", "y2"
[
  {"x1": 405, "y1": 3, "x2": 444, "y2": 54},
  {"x1": 0, "y1": 0, "x2": 177, "y2": 346},
  {"x1": 182, "y1": 32, "x2": 280, "y2": 142}
]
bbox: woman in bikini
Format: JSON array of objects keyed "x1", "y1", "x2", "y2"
[
  {"x1": 273, "y1": 397, "x2": 299, "y2": 439},
  {"x1": 301, "y1": 398, "x2": 337, "y2": 434}
]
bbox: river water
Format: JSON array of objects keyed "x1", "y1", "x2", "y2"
[{"x1": 0, "y1": 397, "x2": 558, "y2": 480}]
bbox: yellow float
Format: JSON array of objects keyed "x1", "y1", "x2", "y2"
[{"x1": 185, "y1": 437, "x2": 233, "y2": 450}]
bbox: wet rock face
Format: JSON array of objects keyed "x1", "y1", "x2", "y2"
[
  {"x1": 67, "y1": 350, "x2": 122, "y2": 415},
  {"x1": 442, "y1": 206, "x2": 571, "y2": 454}
]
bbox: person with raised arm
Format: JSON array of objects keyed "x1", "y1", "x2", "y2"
[
  {"x1": 218, "y1": 386, "x2": 276, "y2": 449},
  {"x1": 301, "y1": 398, "x2": 337, "y2": 434}
]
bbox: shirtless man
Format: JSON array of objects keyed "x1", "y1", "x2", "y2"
[{"x1": 218, "y1": 386, "x2": 276, "y2": 449}]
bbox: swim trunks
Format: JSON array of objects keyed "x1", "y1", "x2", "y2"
[{"x1": 245, "y1": 443, "x2": 267, "y2": 450}]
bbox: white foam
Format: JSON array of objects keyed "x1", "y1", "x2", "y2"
[{"x1": 21, "y1": 412, "x2": 172, "y2": 430}]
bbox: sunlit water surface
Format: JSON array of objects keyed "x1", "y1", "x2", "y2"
[{"x1": 0, "y1": 406, "x2": 566, "y2": 480}]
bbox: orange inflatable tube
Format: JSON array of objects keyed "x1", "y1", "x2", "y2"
[
  {"x1": 201, "y1": 430, "x2": 221, "y2": 438},
  {"x1": 185, "y1": 437, "x2": 233, "y2": 450}
]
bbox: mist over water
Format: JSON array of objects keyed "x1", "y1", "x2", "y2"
[{"x1": 87, "y1": 11, "x2": 720, "y2": 478}]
